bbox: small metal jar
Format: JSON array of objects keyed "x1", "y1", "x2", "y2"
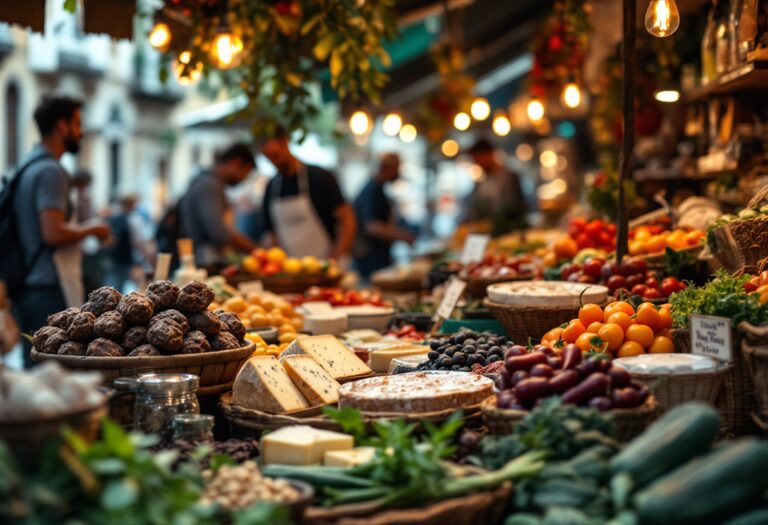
[
  {"x1": 172, "y1": 413, "x2": 214, "y2": 443},
  {"x1": 133, "y1": 373, "x2": 200, "y2": 441}
]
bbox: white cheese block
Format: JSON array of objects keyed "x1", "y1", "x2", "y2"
[
  {"x1": 341, "y1": 329, "x2": 383, "y2": 344},
  {"x1": 613, "y1": 354, "x2": 720, "y2": 375},
  {"x1": 281, "y1": 335, "x2": 372, "y2": 379},
  {"x1": 261, "y1": 425, "x2": 354, "y2": 465},
  {"x1": 486, "y1": 281, "x2": 609, "y2": 308},
  {"x1": 232, "y1": 356, "x2": 309, "y2": 413},
  {"x1": 324, "y1": 447, "x2": 376, "y2": 467},
  {"x1": 304, "y1": 311, "x2": 348, "y2": 336},
  {"x1": 333, "y1": 306, "x2": 395, "y2": 331},
  {"x1": 281, "y1": 355, "x2": 341, "y2": 405},
  {"x1": 368, "y1": 345, "x2": 429, "y2": 373}
]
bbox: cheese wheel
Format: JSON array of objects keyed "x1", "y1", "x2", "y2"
[{"x1": 487, "y1": 281, "x2": 609, "y2": 308}]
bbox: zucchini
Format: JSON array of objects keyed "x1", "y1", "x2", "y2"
[
  {"x1": 720, "y1": 508, "x2": 768, "y2": 525},
  {"x1": 634, "y1": 439, "x2": 768, "y2": 525},
  {"x1": 532, "y1": 479, "x2": 601, "y2": 509},
  {"x1": 260, "y1": 464, "x2": 374, "y2": 488},
  {"x1": 610, "y1": 402, "x2": 719, "y2": 488}
]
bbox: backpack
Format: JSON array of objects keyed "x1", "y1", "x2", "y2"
[{"x1": 0, "y1": 153, "x2": 51, "y2": 299}]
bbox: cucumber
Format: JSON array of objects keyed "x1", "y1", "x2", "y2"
[
  {"x1": 634, "y1": 439, "x2": 768, "y2": 525},
  {"x1": 720, "y1": 508, "x2": 768, "y2": 525},
  {"x1": 261, "y1": 464, "x2": 374, "y2": 488},
  {"x1": 532, "y1": 478, "x2": 601, "y2": 509},
  {"x1": 610, "y1": 402, "x2": 719, "y2": 488}
]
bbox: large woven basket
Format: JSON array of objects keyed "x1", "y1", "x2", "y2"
[
  {"x1": 739, "y1": 322, "x2": 768, "y2": 421},
  {"x1": 484, "y1": 298, "x2": 580, "y2": 344},
  {"x1": 628, "y1": 366, "x2": 729, "y2": 413},
  {"x1": 30, "y1": 344, "x2": 255, "y2": 393},
  {"x1": 671, "y1": 328, "x2": 691, "y2": 354},
  {"x1": 481, "y1": 395, "x2": 658, "y2": 441},
  {"x1": 462, "y1": 272, "x2": 535, "y2": 299},
  {"x1": 304, "y1": 483, "x2": 512, "y2": 525},
  {"x1": 710, "y1": 187, "x2": 768, "y2": 275}
]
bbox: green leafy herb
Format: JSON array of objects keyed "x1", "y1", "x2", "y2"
[{"x1": 323, "y1": 406, "x2": 368, "y2": 444}]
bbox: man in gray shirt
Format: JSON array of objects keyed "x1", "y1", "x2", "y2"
[
  {"x1": 179, "y1": 143, "x2": 258, "y2": 266},
  {"x1": 12, "y1": 95, "x2": 110, "y2": 366}
]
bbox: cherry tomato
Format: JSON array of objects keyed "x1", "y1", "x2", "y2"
[
  {"x1": 648, "y1": 335, "x2": 675, "y2": 354},
  {"x1": 562, "y1": 320, "x2": 586, "y2": 343},
  {"x1": 576, "y1": 332, "x2": 601, "y2": 353},
  {"x1": 618, "y1": 341, "x2": 645, "y2": 357},
  {"x1": 607, "y1": 312, "x2": 635, "y2": 332},
  {"x1": 606, "y1": 275, "x2": 627, "y2": 293},
  {"x1": 604, "y1": 301, "x2": 635, "y2": 319},
  {"x1": 587, "y1": 321, "x2": 605, "y2": 334},
  {"x1": 598, "y1": 323, "x2": 625, "y2": 351},
  {"x1": 644, "y1": 288, "x2": 663, "y2": 299},
  {"x1": 636, "y1": 304, "x2": 662, "y2": 332},
  {"x1": 626, "y1": 324, "x2": 655, "y2": 348},
  {"x1": 584, "y1": 258, "x2": 604, "y2": 279},
  {"x1": 661, "y1": 277, "x2": 683, "y2": 297},
  {"x1": 631, "y1": 284, "x2": 649, "y2": 297},
  {"x1": 657, "y1": 308, "x2": 673, "y2": 330},
  {"x1": 579, "y1": 304, "x2": 605, "y2": 327}
]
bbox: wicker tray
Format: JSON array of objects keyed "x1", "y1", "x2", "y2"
[
  {"x1": 710, "y1": 187, "x2": 768, "y2": 275},
  {"x1": 484, "y1": 298, "x2": 580, "y2": 344},
  {"x1": 303, "y1": 483, "x2": 512, "y2": 525},
  {"x1": 481, "y1": 395, "x2": 659, "y2": 441},
  {"x1": 740, "y1": 322, "x2": 768, "y2": 421},
  {"x1": 221, "y1": 393, "x2": 484, "y2": 435},
  {"x1": 461, "y1": 272, "x2": 536, "y2": 299},
  {"x1": 628, "y1": 366, "x2": 730, "y2": 413},
  {"x1": 30, "y1": 343, "x2": 255, "y2": 389}
]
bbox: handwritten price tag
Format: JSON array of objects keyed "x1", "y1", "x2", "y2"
[
  {"x1": 434, "y1": 277, "x2": 467, "y2": 322},
  {"x1": 690, "y1": 314, "x2": 733, "y2": 363},
  {"x1": 460, "y1": 234, "x2": 490, "y2": 265}
]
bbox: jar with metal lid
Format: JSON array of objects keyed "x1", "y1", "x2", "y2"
[
  {"x1": 172, "y1": 413, "x2": 214, "y2": 443},
  {"x1": 133, "y1": 373, "x2": 200, "y2": 441}
]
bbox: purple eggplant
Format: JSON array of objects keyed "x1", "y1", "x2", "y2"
[
  {"x1": 630, "y1": 380, "x2": 650, "y2": 404},
  {"x1": 561, "y1": 344, "x2": 583, "y2": 369},
  {"x1": 536, "y1": 345, "x2": 556, "y2": 357},
  {"x1": 576, "y1": 357, "x2": 601, "y2": 377},
  {"x1": 608, "y1": 367, "x2": 632, "y2": 388},
  {"x1": 547, "y1": 356, "x2": 564, "y2": 369},
  {"x1": 611, "y1": 387, "x2": 641, "y2": 408},
  {"x1": 598, "y1": 358, "x2": 613, "y2": 373},
  {"x1": 548, "y1": 369, "x2": 580, "y2": 393},
  {"x1": 588, "y1": 396, "x2": 613, "y2": 411},
  {"x1": 505, "y1": 352, "x2": 547, "y2": 372},
  {"x1": 511, "y1": 370, "x2": 529, "y2": 386},
  {"x1": 505, "y1": 345, "x2": 528, "y2": 357},
  {"x1": 495, "y1": 374, "x2": 510, "y2": 391},
  {"x1": 514, "y1": 377, "x2": 552, "y2": 402},
  {"x1": 561, "y1": 372, "x2": 610, "y2": 405},
  {"x1": 530, "y1": 363, "x2": 554, "y2": 378}
]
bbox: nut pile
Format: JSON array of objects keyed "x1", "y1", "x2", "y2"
[
  {"x1": 200, "y1": 461, "x2": 300, "y2": 509},
  {"x1": 34, "y1": 281, "x2": 245, "y2": 357}
]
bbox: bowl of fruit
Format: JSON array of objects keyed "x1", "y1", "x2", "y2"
[{"x1": 459, "y1": 253, "x2": 539, "y2": 298}]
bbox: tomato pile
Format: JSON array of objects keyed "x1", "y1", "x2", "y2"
[
  {"x1": 384, "y1": 323, "x2": 425, "y2": 341},
  {"x1": 462, "y1": 253, "x2": 539, "y2": 280},
  {"x1": 560, "y1": 255, "x2": 686, "y2": 300},
  {"x1": 297, "y1": 287, "x2": 390, "y2": 307},
  {"x1": 541, "y1": 301, "x2": 676, "y2": 358},
  {"x1": 568, "y1": 218, "x2": 617, "y2": 252},
  {"x1": 743, "y1": 271, "x2": 768, "y2": 304}
]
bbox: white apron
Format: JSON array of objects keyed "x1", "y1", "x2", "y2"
[
  {"x1": 270, "y1": 166, "x2": 333, "y2": 259},
  {"x1": 52, "y1": 216, "x2": 84, "y2": 307}
]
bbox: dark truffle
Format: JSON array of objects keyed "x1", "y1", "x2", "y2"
[
  {"x1": 176, "y1": 281, "x2": 214, "y2": 313},
  {"x1": 147, "y1": 320, "x2": 184, "y2": 352},
  {"x1": 189, "y1": 310, "x2": 222, "y2": 336},
  {"x1": 120, "y1": 326, "x2": 148, "y2": 351},
  {"x1": 210, "y1": 331, "x2": 240, "y2": 351},
  {"x1": 42, "y1": 329, "x2": 69, "y2": 354},
  {"x1": 93, "y1": 310, "x2": 127, "y2": 340},
  {"x1": 33, "y1": 326, "x2": 65, "y2": 351},
  {"x1": 215, "y1": 311, "x2": 246, "y2": 342},
  {"x1": 117, "y1": 292, "x2": 155, "y2": 325},
  {"x1": 82, "y1": 287, "x2": 122, "y2": 316},
  {"x1": 150, "y1": 309, "x2": 190, "y2": 333},
  {"x1": 180, "y1": 330, "x2": 211, "y2": 354},
  {"x1": 47, "y1": 307, "x2": 81, "y2": 330},
  {"x1": 128, "y1": 344, "x2": 162, "y2": 357},
  {"x1": 67, "y1": 312, "x2": 97, "y2": 342},
  {"x1": 86, "y1": 338, "x2": 124, "y2": 357},
  {"x1": 147, "y1": 280, "x2": 180, "y2": 311},
  {"x1": 58, "y1": 341, "x2": 86, "y2": 356}
]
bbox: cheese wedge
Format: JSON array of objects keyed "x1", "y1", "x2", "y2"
[
  {"x1": 281, "y1": 335, "x2": 372, "y2": 379},
  {"x1": 368, "y1": 345, "x2": 430, "y2": 373},
  {"x1": 282, "y1": 355, "x2": 340, "y2": 405},
  {"x1": 324, "y1": 447, "x2": 376, "y2": 467},
  {"x1": 261, "y1": 425, "x2": 354, "y2": 465},
  {"x1": 232, "y1": 356, "x2": 309, "y2": 413}
]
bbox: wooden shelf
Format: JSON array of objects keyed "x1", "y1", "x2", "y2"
[{"x1": 685, "y1": 61, "x2": 768, "y2": 102}]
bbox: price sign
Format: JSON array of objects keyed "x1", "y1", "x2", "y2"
[
  {"x1": 690, "y1": 314, "x2": 733, "y2": 363},
  {"x1": 460, "y1": 234, "x2": 490, "y2": 265},
  {"x1": 238, "y1": 280, "x2": 264, "y2": 296},
  {"x1": 434, "y1": 277, "x2": 467, "y2": 322}
]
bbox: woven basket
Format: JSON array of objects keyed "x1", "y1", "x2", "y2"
[
  {"x1": 739, "y1": 322, "x2": 768, "y2": 421},
  {"x1": 461, "y1": 272, "x2": 536, "y2": 299},
  {"x1": 671, "y1": 328, "x2": 691, "y2": 354},
  {"x1": 481, "y1": 395, "x2": 658, "y2": 441},
  {"x1": 710, "y1": 187, "x2": 768, "y2": 275},
  {"x1": 304, "y1": 483, "x2": 512, "y2": 525},
  {"x1": 30, "y1": 344, "x2": 255, "y2": 390},
  {"x1": 628, "y1": 366, "x2": 729, "y2": 413},
  {"x1": 484, "y1": 298, "x2": 579, "y2": 344}
]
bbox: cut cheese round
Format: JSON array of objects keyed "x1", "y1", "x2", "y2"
[
  {"x1": 487, "y1": 281, "x2": 609, "y2": 308},
  {"x1": 338, "y1": 371, "x2": 493, "y2": 413},
  {"x1": 613, "y1": 353, "x2": 721, "y2": 375},
  {"x1": 367, "y1": 344, "x2": 429, "y2": 373},
  {"x1": 333, "y1": 306, "x2": 395, "y2": 331},
  {"x1": 304, "y1": 311, "x2": 348, "y2": 336}
]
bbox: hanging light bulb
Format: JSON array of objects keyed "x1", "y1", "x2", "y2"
[
  {"x1": 399, "y1": 124, "x2": 417, "y2": 143},
  {"x1": 441, "y1": 139, "x2": 459, "y2": 157},
  {"x1": 382, "y1": 112, "x2": 403, "y2": 136},
  {"x1": 210, "y1": 22, "x2": 244, "y2": 69},
  {"x1": 174, "y1": 51, "x2": 203, "y2": 86},
  {"x1": 470, "y1": 97, "x2": 491, "y2": 121},
  {"x1": 492, "y1": 111, "x2": 511, "y2": 136},
  {"x1": 349, "y1": 110, "x2": 371, "y2": 136},
  {"x1": 453, "y1": 112, "x2": 471, "y2": 131},
  {"x1": 527, "y1": 99, "x2": 545, "y2": 122},
  {"x1": 561, "y1": 82, "x2": 582, "y2": 109},
  {"x1": 645, "y1": 0, "x2": 680, "y2": 38},
  {"x1": 654, "y1": 89, "x2": 680, "y2": 103},
  {"x1": 148, "y1": 22, "x2": 172, "y2": 52}
]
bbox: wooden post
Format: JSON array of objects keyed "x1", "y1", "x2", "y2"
[{"x1": 617, "y1": 0, "x2": 636, "y2": 262}]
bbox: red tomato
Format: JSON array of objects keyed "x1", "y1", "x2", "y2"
[
  {"x1": 631, "y1": 284, "x2": 649, "y2": 297},
  {"x1": 584, "y1": 258, "x2": 604, "y2": 279},
  {"x1": 645, "y1": 276, "x2": 659, "y2": 289},
  {"x1": 585, "y1": 219, "x2": 604, "y2": 237},
  {"x1": 644, "y1": 288, "x2": 663, "y2": 299},
  {"x1": 661, "y1": 277, "x2": 683, "y2": 297}
]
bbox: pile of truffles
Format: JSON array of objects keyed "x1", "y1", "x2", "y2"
[
  {"x1": 34, "y1": 281, "x2": 246, "y2": 357},
  {"x1": 200, "y1": 461, "x2": 301, "y2": 509}
]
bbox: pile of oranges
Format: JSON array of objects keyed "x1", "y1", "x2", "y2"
[
  {"x1": 541, "y1": 301, "x2": 675, "y2": 358},
  {"x1": 628, "y1": 225, "x2": 704, "y2": 256}
]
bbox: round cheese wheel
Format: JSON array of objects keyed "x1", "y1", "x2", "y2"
[
  {"x1": 613, "y1": 353, "x2": 721, "y2": 375},
  {"x1": 487, "y1": 281, "x2": 609, "y2": 308}
]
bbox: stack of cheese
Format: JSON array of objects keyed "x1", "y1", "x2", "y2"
[
  {"x1": 232, "y1": 335, "x2": 372, "y2": 414},
  {"x1": 261, "y1": 425, "x2": 374, "y2": 467}
]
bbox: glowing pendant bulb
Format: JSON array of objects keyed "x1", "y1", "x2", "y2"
[{"x1": 645, "y1": 0, "x2": 680, "y2": 38}]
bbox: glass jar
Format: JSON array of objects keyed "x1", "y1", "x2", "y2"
[
  {"x1": 133, "y1": 373, "x2": 200, "y2": 441},
  {"x1": 716, "y1": 0, "x2": 732, "y2": 74},
  {"x1": 172, "y1": 413, "x2": 214, "y2": 443}
]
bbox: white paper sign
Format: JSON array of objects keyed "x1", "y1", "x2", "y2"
[
  {"x1": 238, "y1": 280, "x2": 264, "y2": 295},
  {"x1": 690, "y1": 314, "x2": 733, "y2": 363},
  {"x1": 434, "y1": 277, "x2": 467, "y2": 321},
  {"x1": 460, "y1": 234, "x2": 490, "y2": 265}
]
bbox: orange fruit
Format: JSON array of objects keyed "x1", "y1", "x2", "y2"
[
  {"x1": 625, "y1": 324, "x2": 655, "y2": 348},
  {"x1": 575, "y1": 332, "x2": 601, "y2": 353},
  {"x1": 587, "y1": 321, "x2": 605, "y2": 334},
  {"x1": 562, "y1": 320, "x2": 586, "y2": 344},
  {"x1": 598, "y1": 323, "x2": 624, "y2": 351},
  {"x1": 618, "y1": 341, "x2": 645, "y2": 357},
  {"x1": 604, "y1": 301, "x2": 635, "y2": 321},
  {"x1": 636, "y1": 304, "x2": 661, "y2": 331},
  {"x1": 554, "y1": 236, "x2": 579, "y2": 259},
  {"x1": 607, "y1": 312, "x2": 634, "y2": 333},
  {"x1": 578, "y1": 304, "x2": 604, "y2": 327},
  {"x1": 648, "y1": 335, "x2": 675, "y2": 354},
  {"x1": 541, "y1": 327, "x2": 564, "y2": 345},
  {"x1": 657, "y1": 308, "x2": 673, "y2": 330}
]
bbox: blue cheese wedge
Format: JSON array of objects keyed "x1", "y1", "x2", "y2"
[
  {"x1": 232, "y1": 356, "x2": 309, "y2": 413},
  {"x1": 281, "y1": 335, "x2": 372, "y2": 379},
  {"x1": 281, "y1": 355, "x2": 340, "y2": 405}
]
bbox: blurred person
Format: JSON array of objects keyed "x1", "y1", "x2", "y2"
[
  {"x1": 353, "y1": 153, "x2": 416, "y2": 280},
  {"x1": 464, "y1": 138, "x2": 528, "y2": 235},
  {"x1": 71, "y1": 168, "x2": 107, "y2": 294},
  {"x1": 178, "y1": 143, "x2": 258, "y2": 266},
  {"x1": 261, "y1": 127, "x2": 356, "y2": 260},
  {"x1": 104, "y1": 194, "x2": 144, "y2": 292},
  {"x1": 12, "y1": 95, "x2": 110, "y2": 366}
]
